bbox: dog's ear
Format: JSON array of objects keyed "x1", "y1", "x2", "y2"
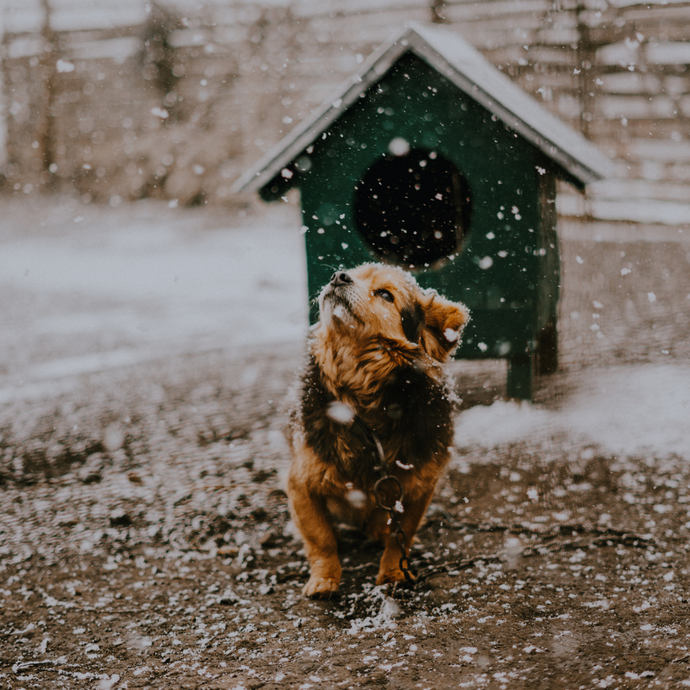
[
  {"x1": 400, "y1": 301, "x2": 425, "y2": 345},
  {"x1": 419, "y1": 293, "x2": 469, "y2": 362}
]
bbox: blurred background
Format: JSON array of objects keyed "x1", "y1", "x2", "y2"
[
  {"x1": 2, "y1": 0, "x2": 690, "y2": 214},
  {"x1": 0, "y1": 0, "x2": 689, "y2": 414}
]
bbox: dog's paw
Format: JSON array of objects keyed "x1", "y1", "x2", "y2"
[
  {"x1": 376, "y1": 569, "x2": 416, "y2": 586},
  {"x1": 302, "y1": 576, "x2": 340, "y2": 598}
]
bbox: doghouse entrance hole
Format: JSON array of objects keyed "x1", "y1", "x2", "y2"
[{"x1": 354, "y1": 148, "x2": 471, "y2": 269}]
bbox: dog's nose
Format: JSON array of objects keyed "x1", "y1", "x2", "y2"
[{"x1": 330, "y1": 271, "x2": 353, "y2": 287}]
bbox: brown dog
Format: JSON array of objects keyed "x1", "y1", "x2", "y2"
[{"x1": 286, "y1": 263, "x2": 469, "y2": 597}]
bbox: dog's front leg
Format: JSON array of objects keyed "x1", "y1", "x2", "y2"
[
  {"x1": 287, "y1": 471, "x2": 342, "y2": 598},
  {"x1": 370, "y1": 479, "x2": 438, "y2": 586}
]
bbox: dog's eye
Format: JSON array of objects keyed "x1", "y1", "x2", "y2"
[{"x1": 376, "y1": 289, "x2": 395, "y2": 303}]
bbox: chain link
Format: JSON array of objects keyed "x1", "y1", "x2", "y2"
[{"x1": 356, "y1": 420, "x2": 414, "y2": 584}]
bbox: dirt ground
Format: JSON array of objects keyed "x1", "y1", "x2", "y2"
[
  {"x1": 2, "y1": 340, "x2": 690, "y2": 690},
  {"x1": 2, "y1": 199, "x2": 690, "y2": 689}
]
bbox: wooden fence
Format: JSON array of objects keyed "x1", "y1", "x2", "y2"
[{"x1": 1, "y1": 0, "x2": 690, "y2": 234}]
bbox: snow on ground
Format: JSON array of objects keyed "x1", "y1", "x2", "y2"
[
  {"x1": 1, "y1": 195, "x2": 688, "y2": 463},
  {"x1": 0, "y1": 197, "x2": 308, "y2": 399},
  {"x1": 455, "y1": 364, "x2": 690, "y2": 460}
]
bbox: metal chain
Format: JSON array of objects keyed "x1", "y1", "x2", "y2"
[
  {"x1": 353, "y1": 418, "x2": 414, "y2": 584},
  {"x1": 373, "y1": 475, "x2": 413, "y2": 582}
]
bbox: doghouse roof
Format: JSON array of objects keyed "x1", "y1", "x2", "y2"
[{"x1": 233, "y1": 22, "x2": 614, "y2": 195}]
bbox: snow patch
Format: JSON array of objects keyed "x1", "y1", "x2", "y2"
[
  {"x1": 455, "y1": 400, "x2": 550, "y2": 448},
  {"x1": 348, "y1": 591, "x2": 400, "y2": 634},
  {"x1": 326, "y1": 401, "x2": 355, "y2": 425},
  {"x1": 56, "y1": 59, "x2": 75, "y2": 73},
  {"x1": 388, "y1": 138, "x2": 410, "y2": 156},
  {"x1": 0, "y1": 202, "x2": 307, "y2": 395},
  {"x1": 454, "y1": 365, "x2": 690, "y2": 460}
]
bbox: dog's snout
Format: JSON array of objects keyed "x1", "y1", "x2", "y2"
[{"x1": 330, "y1": 271, "x2": 353, "y2": 287}]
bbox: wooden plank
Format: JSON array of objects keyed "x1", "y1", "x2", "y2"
[
  {"x1": 590, "y1": 197, "x2": 690, "y2": 225},
  {"x1": 206, "y1": 5, "x2": 265, "y2": 25},
  {"x1": 558, "y1": 189, "x2": 690, "y2": 226},
  {"x1": 6, "y1": 37, "x2": 45, "y2": 59},
  {"x1": 66, "y1": 36, "x2": 140, "y2": 61},
  {"x1": 516, "y1": 46, "x2": 578, "y2": 66},
  {"x1": 211, "y1": 26, "x2": 253, "y2": 45},
  {"x1": 292, "y1": 0, "x2": 427, "y2": 19},
  {"x1": 597, "y1": 95, "x2": 676, "y2": 120},
  {"x1": 587, "y1": 16, "x2": 690, "y2": 45},
  {"x1": 446, "y1": 29, "x2": 540, "y2": 51},
  {"x1": 628, "y1": 138, "x2": 690, "y2": 162},
  {"x1": 559, "y1": 219, "x2": 690, "y2": 243},
  {"x1": 525, "y1": 72, "x2": 580, "y2": 90},
  {"x1": 596, "y1": 41, "x2": 640, "y2": 67},
  {"x1": 479, "y1": 46, "x2": 529, "y2": 65},
  {"x1": 598, "y1": 72, "x2": 663, "y2": 95},
  {"x1": 306, "y1": 9, "x2": 430, "y2": 37},
  {"x1": 445, "y1": 0, "x2": 577, "y2": 7},
  {"x1": 443, "y1": 0, "x2": 552, "y2": 21},
  {"x1": 590, "y1": 178, "x2": 690, "y2": 202},
  {"x1": 443, "y1": 10, "x2": 548, "y2": 32},
  {"x1": 587, "y1": 119, "x2": 686, "y2": 141},
  {"x1": 3, "y1": 2, "x2": 43, "y2": 34},
  {"x1": 620, "y1": 4, "x2": 690, "y2": 22},
  {"x1": 169, "y1": 29, "x2": 214, "y2": 48},
  {"x1": 646, "y1": 42, "x2": 690, "y2": 65},
  {"x1": 292, "y1": 55, "x2": 361, "y2": 77},
  {"x1": 534, "y1": 28, "x2": 580, "y2": 45},
  {"x1": 51, "y1": 7, "x2": 147, "y2": 32}
]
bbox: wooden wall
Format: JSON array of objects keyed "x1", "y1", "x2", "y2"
[{"x1": 1, "y1": 0, "x2": 690, "y2": 232}]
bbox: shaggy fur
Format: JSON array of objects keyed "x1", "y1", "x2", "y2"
[{"x1": 287, "y1": 263, "x2": 469, "y2": 597}]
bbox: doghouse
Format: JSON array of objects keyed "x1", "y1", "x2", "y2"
[{"x1": 233, "y1": 22, "x2": 613, "y2": 399}]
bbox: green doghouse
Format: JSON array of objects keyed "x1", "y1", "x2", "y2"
[{"x1": 234, "y1": 22, "x2": 613, "y2": 400}]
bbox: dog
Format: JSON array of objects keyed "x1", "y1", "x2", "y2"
[{"x1": 286, "y1": 263, "x2": 469, "y2": 597}]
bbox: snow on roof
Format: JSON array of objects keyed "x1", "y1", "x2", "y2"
[{"x1": 233, "y1": 22, "x2": 615, "y2": 195}]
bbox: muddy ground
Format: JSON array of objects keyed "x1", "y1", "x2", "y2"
[
  {"x1": 2, "y1": 199, "x2": 690, "y2": 688},
  {"x1": 2, "y1": 341, "x2": 690, "y2": 690}
]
